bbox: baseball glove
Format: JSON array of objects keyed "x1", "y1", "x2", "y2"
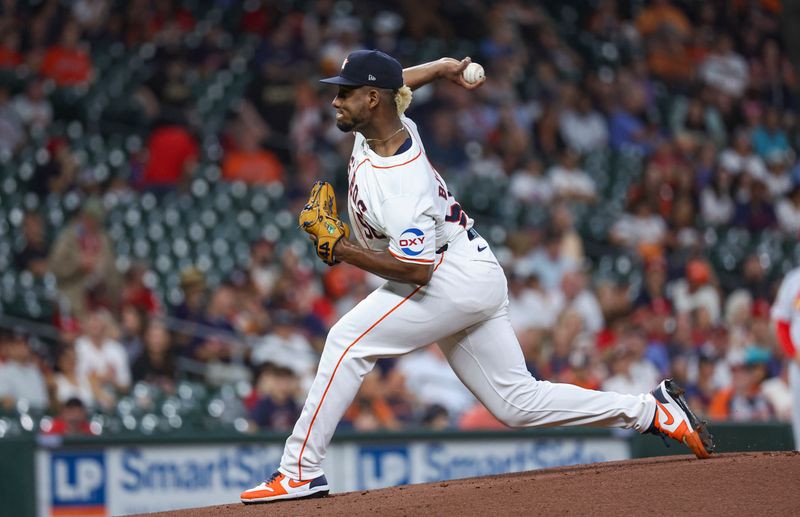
[{"x1": 298, "y1": 181, "x2": 351, "y2": 266}]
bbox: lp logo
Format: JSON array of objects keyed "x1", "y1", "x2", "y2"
[
  {"x1": 51, "y1": 451, "x2": 106, "y2": 505},
  {"x1": 357, "y1": 446, "x2": 410, "y2": 489}
]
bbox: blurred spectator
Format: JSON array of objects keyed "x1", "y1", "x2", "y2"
[
  {"x1": 0, "y1": 29, "x2": 23, "y2": 68},
  {"x1": 559, "y1": 92, "x2": 608, "y2": 154},
  {"x1": 248, "y1": 239, "x2": 280, "y2": 302},
  {"x1": 50, "y1": 345, "x2": 95, "y2": 408},
  {"x1": 40, "y1": 20, "x2": 94, "y2": 87},
  {"x1": 552, "y1": 270, "x2": 604, "y2": 335},
  {"x1": 608, "y1": 83, "x2": 658, "y2": 154},
  {"x1": 0, "y1": 331, "x2": 49, "y2": 410},
  {"x1": 669, "y1": 94, "x2": 726, "y2": 148},
  {"x1": 733, "y1": 179, "x2": 777, "y2": 231},
  {"x1": 509, "y1": 157, "x2": 553, "y2": 204},
  {"x1": 42, "y1": 397, "x2": 92, "y2": 436},
  {"x1": 699, "y1": 34, "x2": 749, "y2": 98},
  {"x1": 118, "y1": 304, "x2": 145, "y2": 364},
  {"x1": 71, "y1": 0, "x2": 110, "y2": 32},
  {"x1": 121, "y1": 262, "x2": 161, "y2": 314},
  {"x1": 749, "y1": 37, "x2": 797, "y2": 111},
  {"x1": 397, "y1": 345, "x2": 476, "y2": 421},
  {"x1": 192, "y1": 284, "x2": 240, "y2": 363},
  {"x1": 734, "y1": 254, "x2": 771, "y2": 304},
  {"x1": 763, "y1": 150, "x2": 792, "y2": 198},
  {"x1": 634, "y1": 259, "x2": 672, "y2": 314},
  {"x1": 29, "y1": 137, "x2": 78, "y2": 198},
  {"x1": 684, "y1": 352, "x2": 717, "y2": 417},
  {"x1": 424, "y1": 110, "x2": 469, "y2": 172},
  {"x1": 139, "y1": 122, "x2": 199, "y2": 190},
  {"x1": 752, "y1": 106, "x2": 790, "y2": 159},
  {"x1": 547, "y1": 148, "x2": 597, "y2": 203},
  {"x1": 760, "y1": 364, "x2": 793, "y2": 421},
  {"x1": 700, "y1": 168, "x2": 735, "y2": 226},
  {"x1": 507, "y1": 273, "x2": 560, "y2": 333},
  {"x1": 222, "y1": 131, "x2": 284, "y2": 185},
  {"x1": 602, "y1": 326, "x2": 660, "y2": 395},
  {"x1": 249, "y1": 363, "x2": 302, "y2": 432},
  {"x1": 132, "y1": 318, "x2": 176, "y2": 392},
  {"x1": 12, "y1": 78, "x2": 53, "y2": 132},
  {"x1": 551, "y1": 204, "x2": 585, "y2": 263},
  {"x1": 718, "y1": 129, "x2": 766, "y2": 178},
  {"x1": 518, "y1": 228, "x2": 578, "y2": 291},
  {"x1": 646, "y1": 30, "x2": 694, "y2": 87},
  {"x1": 610, "y1": 197, "x2": 668, "y2": 259},
  {"x1": 250, "y1": 311, "x2": 317, "y2": 393},
  {"x1": 75, "y1": 309, "x2": 131, "y2": 405},
  {"x1": 667, "y1": 196, "x2": 701, "y2": 252},
  {"x1": 776, "y1": 184, "x2": 800, "y2": 235},
  {"x1": 635, "y1": 0, "x2": 690, "y2": 39},
  {"x1": 136, "y1": 57, "x2": 193, "y2": 123},
  {"x1": 558, "y1": 350, "x2": 602, "y2": 391},
  {"x1": 0, "y1": 85, "x2": 25, "y2": 154},
  {"x1": 14, "y1": 211, "x2": 49, "y2": 278},
  {"x1": 342, "y1": 371, "x2": 400, "y2": 431},
  {"x1": 669, "y1": 259, "x2": 721, "y2": 324},
  {"x1": 48, "y1": 198, "x2": 122, "y2": 318},
  {"x1": 708, "y1": 349, "x2": 774, "y2": 422}
]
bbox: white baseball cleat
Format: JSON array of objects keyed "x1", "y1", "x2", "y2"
[
  {"x1": 648, "y1": 379, "x2": 715, "y2": 459},
  {"x1": 240, "y1": 471, "x2": 330, "y2": 504}
]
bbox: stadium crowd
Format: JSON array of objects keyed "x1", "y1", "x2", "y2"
[{"x1": 0, "y1": 0, "x2": 798, "y2": 436}]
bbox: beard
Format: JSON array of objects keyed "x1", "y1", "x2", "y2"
[{"x1": 336, "y1": 119, "x2": 355, "y2": 132}]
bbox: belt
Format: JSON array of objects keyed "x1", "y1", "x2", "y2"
[{"x1": 436, "y1": 228, "x2": 481, "y2": 254}]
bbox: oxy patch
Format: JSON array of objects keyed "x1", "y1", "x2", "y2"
[{"x1": 398, "y1": 228, "x2": 425, "y2": 256}]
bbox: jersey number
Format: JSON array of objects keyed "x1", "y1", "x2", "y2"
[{"x1": 445, "y1": 202, "x2": 468, "y2": 228}]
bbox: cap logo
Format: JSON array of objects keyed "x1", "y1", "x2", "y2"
[
  {"x1": 368, "y1": 74, "x2": 376, "y2": 81},
  {"x1": 341, "y1": 58, "x2": 348, "y2": 70}
]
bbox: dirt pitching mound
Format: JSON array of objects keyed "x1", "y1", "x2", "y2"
[{"x1": 139, "y1": 452, "x2": 800, "y2": 516}]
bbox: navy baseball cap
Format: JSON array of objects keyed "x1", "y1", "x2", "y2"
[{"x1": 320, "y1": 50, "x2": 403, "y2": 90}]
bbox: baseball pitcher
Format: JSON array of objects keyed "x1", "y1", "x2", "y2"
[{"x1": 241, "y1": 50, "x2": 714, "y2": 504}]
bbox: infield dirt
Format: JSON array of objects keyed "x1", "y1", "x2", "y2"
[{"x1": 137, "y1": 452, "x2": 800, "y2": 516}]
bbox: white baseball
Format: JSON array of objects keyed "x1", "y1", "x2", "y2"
[{"x1": 462, "y1": 62, "x2": 485, "y2": 84}]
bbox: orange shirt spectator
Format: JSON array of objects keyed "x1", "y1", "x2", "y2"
[
  {"x1": 141, "y1": 125, "x2": 198, "y2": 188},
  {"x1": 222, "y1": 148, "x2": 284, "y2": 184},
  {"x1": 635, "y1": 0, "x2": 691, "y2": 39}
]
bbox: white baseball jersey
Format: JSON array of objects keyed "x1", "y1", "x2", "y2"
[
  {"x1": 276, "y1": 115, "x2": 657, "y2": 482},
  {"x1": 771, "y1": 268, "x2": 800, "y2": 348},
  {"x1": 771, "y1": 267, "x2": 800, "y2": 450},
  {"x1": 345, "y1": 115, "x2": 472, "y2": 265}
]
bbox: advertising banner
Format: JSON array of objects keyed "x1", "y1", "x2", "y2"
[{"x1": 36, "y1": 436, "x2": 628, "y2": 516}]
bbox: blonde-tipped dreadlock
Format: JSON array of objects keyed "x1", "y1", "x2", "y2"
[{"x1": 394, "y1": 85, "x2": 412, "y2": 116}]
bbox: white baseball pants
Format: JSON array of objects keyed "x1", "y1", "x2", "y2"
[
  {"x1": 278, "y1": 232, "x2": 656, "y2": 480},
  {"x1": 790, "y1": 361, "x2": 800, "y2": 450}
]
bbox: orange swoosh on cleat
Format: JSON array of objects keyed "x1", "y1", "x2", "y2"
[
  {"x1": 655, "y1": 400, "x2": 674, "y2": 426},
  {"x1": 288, "y1": 479, "x2": 313, "y2": 488}
]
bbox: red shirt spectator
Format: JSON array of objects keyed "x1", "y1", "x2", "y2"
[
  {"x1": 140, "y1": 125, "x2": 198, "y2": 188},
  {"x1": 0, "y1": 31, "x2": 22, "y2": 69},
  {"x1": 40, "y1": 22, "x2": 93, "y2": 86}
]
